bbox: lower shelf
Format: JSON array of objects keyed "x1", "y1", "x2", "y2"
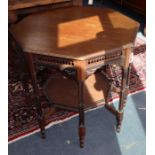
[{"x1": 44, "y1": 72, "x2": 111, "y2": 111}]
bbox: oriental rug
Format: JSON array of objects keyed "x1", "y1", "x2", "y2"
[{"x1": 8, "y1": 36, "x2": 146, "y2": 143}]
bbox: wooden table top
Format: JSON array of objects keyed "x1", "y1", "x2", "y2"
[{"x1": 10, "y1": 6, "x2": 139, "y2": 60}]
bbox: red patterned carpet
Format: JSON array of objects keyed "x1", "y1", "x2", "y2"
[{"x1": 8, "y1": 36, "x2": 146, "y2": 143}]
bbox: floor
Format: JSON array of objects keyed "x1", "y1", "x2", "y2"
[{"x1": 8, "y1": 92, "x2": 146, "y2": 155}]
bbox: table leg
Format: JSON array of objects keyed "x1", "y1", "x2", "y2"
[
  {"x1": 25, "y1": 53, "x2": 46, "y2": 138},
  {"x1": 75, "y1": 62, "x2": 87, "y2": 148},
  {"x1": 116, "y1": 47, "x2": 132, "y2": 132},
  {"x1": 78, "y1": 80, "x2": 85, "y2": 148}
]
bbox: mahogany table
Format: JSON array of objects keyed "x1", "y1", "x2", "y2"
[{"x1": 10, "y1": 6, "x2": 139, "y2": 147}]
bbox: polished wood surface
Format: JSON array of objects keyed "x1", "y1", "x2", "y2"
[
  {"x1": 44, "y1": 72, "x2": 110, "y2": 110},
  {"x1": 10, "y1": 6, "x2": 139, "y2": 60},
  {"x1": 9, "y1": 0, "x2": 71, "y2": 11},
  {"x1": 8, "y1": 0, "x2": 82, "y2": 23}
]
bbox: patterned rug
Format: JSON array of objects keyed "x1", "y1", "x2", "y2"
[{"x1": 8, "y1": 36, "x2": 146, "y2": 143}]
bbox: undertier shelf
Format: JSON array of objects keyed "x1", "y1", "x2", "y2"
[{"x1": 44, "y1": 72, "x2": 111, "y2": 111}]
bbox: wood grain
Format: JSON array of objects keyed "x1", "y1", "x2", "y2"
[
  {"x1": 10, "y1": 6, "x2": 139, "y2": 60},
  {"x1": 9, "y1": 0, "x2": 71, "y2": 10}
]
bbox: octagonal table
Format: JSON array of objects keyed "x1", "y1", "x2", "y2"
[{"x1": 10, "y1": 6, "x2": 139, "y2": 147}]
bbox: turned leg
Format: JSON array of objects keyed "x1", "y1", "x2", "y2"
[
  {"x1": 75, "y1": 60, "x2": 87, "y2": 148},
  {"x1": 116, "y1": 67, "x2": 130, "y2": 132},
  {"x1": 116, "y1": 47, "x2": 132, "y2": 132},
  {"x1": 78, "y1": 80, "x2": 85, "y2": 148},
  {"x1": 36, "y1": 96, "x2": 46, "y2": 138},
  {"x1": 25, "y1": 53, "x2": 46, "y2": 138}
]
